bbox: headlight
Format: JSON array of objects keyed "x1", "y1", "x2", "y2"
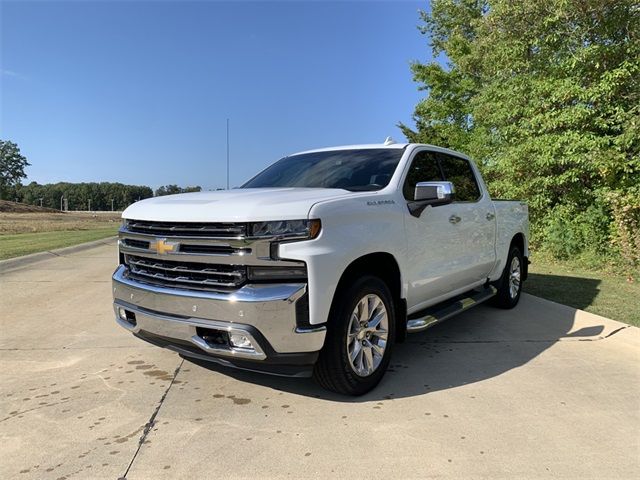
[{"x1": 249, "y1": 219, "x2": 321, "y2": 239}]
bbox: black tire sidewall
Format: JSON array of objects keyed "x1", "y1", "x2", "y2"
[
  {"x1": 317, "y1": 275, "x2": 396, "y2": 395},
  {"x1": 500, "y1": 246, "x2": 523, "y2": 308}
]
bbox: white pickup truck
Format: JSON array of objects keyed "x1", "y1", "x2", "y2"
[{"x1": 113, "y1": 141, "x2": 529, "y2": 395}]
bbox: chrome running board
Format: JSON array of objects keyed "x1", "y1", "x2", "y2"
[{"x1": 406, "y1": 285, "x2": 497, "y2": 333}]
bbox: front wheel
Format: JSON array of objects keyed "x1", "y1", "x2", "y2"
[{"x1": 313, "y1": 276, "x2": 395, "y2": 395}]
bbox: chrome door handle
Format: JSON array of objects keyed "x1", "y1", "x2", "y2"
[
  {"x1": 449, "y1": 215, "x2": 461, "y2": 224},
  {"x1": 486, "y1": 212, "x2": 495, "y2": 220}
]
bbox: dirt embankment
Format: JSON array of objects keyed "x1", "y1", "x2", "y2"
[
  {"x1": 0, "y1": 201, "x2": 122, "y2": 234},
  {"x1": 0, "y1": 199, "x2": 62, "y2": 214}
]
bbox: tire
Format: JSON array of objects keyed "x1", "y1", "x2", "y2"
[
  {"x1": 313, "y1": 275, "x2": 395, "y2": 396},
  {"x1": 490, "y1": 245, "x2": 524, "y2": 309}
]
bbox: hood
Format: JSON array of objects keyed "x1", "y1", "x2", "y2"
[{"x1": 122, "y1": 188, "x2": 353, "y2": 222}]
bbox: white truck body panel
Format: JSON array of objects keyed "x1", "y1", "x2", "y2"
[
  {"x1": 121, "y1": 187, "x2": 352, "y2": 222},
  {"x1": 489, "y1": 200, "x2": 530, "y2": 279}
]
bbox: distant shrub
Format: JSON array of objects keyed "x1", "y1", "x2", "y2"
[{"x1": 541, "y1": 202, "x2": 612, "y2": 262}]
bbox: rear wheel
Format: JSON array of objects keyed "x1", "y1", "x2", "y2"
[
  {"x1": 490, "y1": 245, "x2": 524, "y2": 309},
  {"x1": 313, "y1": 276, "x2": 395, "y2": 395}
]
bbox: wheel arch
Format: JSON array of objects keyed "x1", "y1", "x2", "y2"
[{"x1": 331, "y1": 252, "x2": 407, "y2": 343}]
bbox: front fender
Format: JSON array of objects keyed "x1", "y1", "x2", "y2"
[{"x1": 279, "y1": 195, "x2": 407, "y2": 326}]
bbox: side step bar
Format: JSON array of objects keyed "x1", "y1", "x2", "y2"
[{"x1": 406, "y1": 285, "x2": 497, "y2": 333}]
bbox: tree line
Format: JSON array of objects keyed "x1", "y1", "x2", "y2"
[
  {"x1": 11, "y1": 181, "x2": 154, "y2": 211},
  {"x1": 6, "y1": 182, "x2": 206, "y2": 211},
  {"x1": 402, "y1": 0, "x2": 639, "y2": 270},
  {"x1": 0, "y1": 140, "x2": 205, "y2": 210}
]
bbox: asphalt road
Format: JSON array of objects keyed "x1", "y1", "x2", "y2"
[{"x1": 1, "y1": 241, "x2": 638, "y2": 479}]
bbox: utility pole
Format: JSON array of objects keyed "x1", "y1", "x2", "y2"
[
  {"x1": 39, "y1": 198, "x2": 43, "y2": 207},
  {"x1": 111, "y1": 198, "x2": 114, "y2": 211},
  {"x1": 60, "y1": 196, "x2": 63, "y2": 211},
  {"x1": 88, "y1": 199, "x2": 91, "y2": 211},
  {"x1": 226, "y1": 118, "x2": 230, "y2": 190}
]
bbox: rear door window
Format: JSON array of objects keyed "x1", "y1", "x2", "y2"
[{"x1": 438, "y1": 154, "x2": 481, "y2": 202}]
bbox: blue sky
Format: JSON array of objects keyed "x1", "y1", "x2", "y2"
[{"x1": 1, "y1": 0, "x2": 434, "y2": 190}]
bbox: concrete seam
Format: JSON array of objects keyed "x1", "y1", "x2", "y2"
[
  {"x1": 602, "y1": 325, "x2": 630, "y2": 339},
  {"x1": 118, "y1": 358, "x2": 184, "y2": 479}
]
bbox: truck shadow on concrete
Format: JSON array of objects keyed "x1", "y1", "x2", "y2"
[
  {"x1": 524, "y1": 272, "x2": 602, "y2": 311},
  {"x1": 185, "y1": 279, "x2": 604, "y2": 402}
]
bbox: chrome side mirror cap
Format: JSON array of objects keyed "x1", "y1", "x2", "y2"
[
  {"x1": 409, "y1": 181, "x2": 455, "y2": 218},
  {"x1": 414, "y1": 181, "x2": 455, "y2": 203}
]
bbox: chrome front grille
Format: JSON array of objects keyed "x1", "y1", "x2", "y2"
[
  {"x1": 120, "y1": 238, "x2": 249, "y2": 256},
  {"x1": 118, "y1": 220, "x2": 304, "y2": 293},
  {"x1": 125, "y1": 220, "x2": 246, "y2": 237},
  {"x1": 125, "y1": 255, "x2": 246, "y2": 291}
]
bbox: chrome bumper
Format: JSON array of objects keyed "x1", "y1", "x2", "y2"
[{"x1": 112, "y1": 265, "x2": 326, "y2": 366}]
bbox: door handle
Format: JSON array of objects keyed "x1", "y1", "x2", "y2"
[
  {"x1": 486, "y1": 212, "x2": 495, "y2": 220},
  {"x1": 449, "y1": 215, "x2": 461, "y2": 224}
]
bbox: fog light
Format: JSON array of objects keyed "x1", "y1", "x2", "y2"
[
  {"x1": 117, "y1": 307, "x2": 136, "y2": 326},
  {"x1": 229, "y1": 333, "x2": 254, "y2": 350}
]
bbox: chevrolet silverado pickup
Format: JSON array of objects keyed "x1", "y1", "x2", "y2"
[{"x1": 113, "y1": 140, "x2": 529, "y2": 395}]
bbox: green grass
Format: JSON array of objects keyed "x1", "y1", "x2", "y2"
[
  {"x1": 0, "y1": 227, "x2": 118, "y2": 260},
  {"x1": 525, "y1": 252, "x2": 640, "y2": 327}
]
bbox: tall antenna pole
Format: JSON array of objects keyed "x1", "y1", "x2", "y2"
[{"x1": 226, "y1": 118, "x2": 230, "y2": 190}]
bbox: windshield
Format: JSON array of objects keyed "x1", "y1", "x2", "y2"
[{"x1": 241, "y1": 148, "x2": 404, "y2": 191}]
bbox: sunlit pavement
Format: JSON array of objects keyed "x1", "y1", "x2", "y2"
[{"x1": 1, "y1": 241, "x2": 638, "y2": 479}]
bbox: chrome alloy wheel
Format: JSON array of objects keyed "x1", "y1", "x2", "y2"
[
  {"x1": 509, "y1": 256, "x2": 521, "y2": 299},
  {"x1": 346, "y1": 294, "x2": 389, "y2": 377}
]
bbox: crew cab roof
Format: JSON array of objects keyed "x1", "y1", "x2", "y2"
[
  {"x1": 292, "y1": 143, "x2": 409, "y2": 156},
  {"x1": 290, "y1": 142, "x2": 471, "y2": 161}
]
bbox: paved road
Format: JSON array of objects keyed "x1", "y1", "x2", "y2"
[{"x1": 1, "y1": 241, "x2": 638, "y2": 479}]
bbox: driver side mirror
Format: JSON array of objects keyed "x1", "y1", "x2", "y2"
[{"x1": 408, "y1": 181, "x2": 455, "y2": 218}]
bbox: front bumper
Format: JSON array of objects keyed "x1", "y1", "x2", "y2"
[{"x1": 112, "y1": 265, "x2": 326, "y2": 377}]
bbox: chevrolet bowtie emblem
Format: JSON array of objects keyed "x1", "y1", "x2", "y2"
[{"x1": 151, "y1": 238, "x2": 178, "y2": 255}]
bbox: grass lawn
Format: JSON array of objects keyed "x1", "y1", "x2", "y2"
[
  {"x1": 525, "y1": 253, "x2": 639, "y2": 327},
  {"x1": 0, "y1": 227, "x2": 118, "y2": 260}
]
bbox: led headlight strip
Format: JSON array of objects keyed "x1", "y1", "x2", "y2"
[{"x1": 249, "y1": 219, "x2": 321, "y2": 239}]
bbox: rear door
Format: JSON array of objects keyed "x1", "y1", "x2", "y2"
[{"x1": 437, "y1": 153, "x2": 496, "y2": 286}]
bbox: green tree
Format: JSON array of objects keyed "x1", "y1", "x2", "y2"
[
  {"x1": 0, "y1": 140, "x2": 30, "y2": 199},
  {"x1": 155, "y1": 185, "x2": 202, "y2": 196},
  {"x1": 402, "y1": 0, "x2": 640, "y2": 266},
  {"x1": 15, "y1": 181, "x2": 153, "y2": 210}
]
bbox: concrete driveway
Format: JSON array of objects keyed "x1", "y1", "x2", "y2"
[{"x1": 1, "y1": 241, "x2": 638, "y2": 479}]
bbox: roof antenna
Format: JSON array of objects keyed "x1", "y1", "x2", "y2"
[{"x1": 383, "y1": 136, "x2": 396, "y2": 146}]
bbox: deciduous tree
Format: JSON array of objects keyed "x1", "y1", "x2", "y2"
[
  {"x1": 402, "y1": 0, "x2": 640, "y2": 266},
  {"x1": 0, "y1": 140, "x2": 30, "y2": 199}
]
